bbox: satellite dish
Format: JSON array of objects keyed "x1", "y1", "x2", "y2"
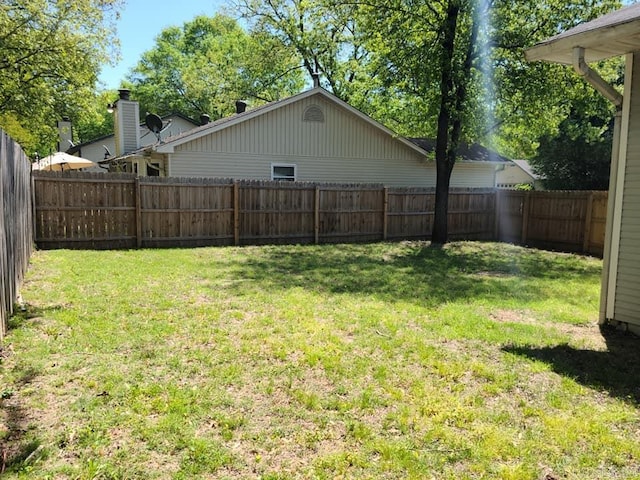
[{"x1": 145, "y1": 113, "x2": 163, "y2": 140}]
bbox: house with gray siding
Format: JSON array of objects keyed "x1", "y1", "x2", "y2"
[
  {"x1": 526, "y1": 2, "x2": 640, "y2": 334},
  {"x1": 61, "y1": 94, "x2": 201, "y2": 175},
  {"x1": 111, "y1": 87, "x2": 506, "y2": 188}
]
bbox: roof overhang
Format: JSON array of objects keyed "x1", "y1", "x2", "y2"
[{"x1": 525, "y1": 3, "x2": 640, "y2": 64}]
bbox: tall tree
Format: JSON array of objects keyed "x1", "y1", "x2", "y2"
[
  {"x1": 0, "y1": 0, "x2": 122, "y2": 155},
  {"x1": 127, "y1": 14, "x2": 304, "y2": 120},
  {"x1": 357, "y1": 0, "x2": 621, "y2": 243}
]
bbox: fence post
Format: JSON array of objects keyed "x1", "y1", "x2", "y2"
[
  {"x1": 135, "y1": 177, "x2": 142, "y2": 248},
  {"x1": 494, "y1": 190, "x2": 501, "y2": 241},
  {"x1": 314, "y1": 186, "x2": 320, "y2": 244},
  {"x1": 583, "y1": 191, "x2": 595, "y2": 254},
  {"x1": 383, "y1": 187, "x2": 389, "y2": 241},
  {"x1": 521, "y1": 191, "x2": 531, "y2": 245},
  {"x1": 233, "y1": 181, "x2": 240, "y2": 246}
]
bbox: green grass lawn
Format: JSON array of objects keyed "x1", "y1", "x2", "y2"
[{"x1": 1, "y1": 241, "x2": 639, "y2": 479}]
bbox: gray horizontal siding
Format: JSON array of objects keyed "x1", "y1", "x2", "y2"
[
  {"x1": 613, "y1": 51, "x2": 640, "y2": 327},
  {"x1": 168, "y1": 152, "x2": 496, "y2": 188}
]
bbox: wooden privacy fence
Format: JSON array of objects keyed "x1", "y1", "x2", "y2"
[
  {"x1": 0, "y1": 129, "x2": 33, "y2": 337},
  {"x1": 32, "y1": 171, "x2": 608, "y2": 256},
  {"x1": 32, "y1": 172, "x2": 496, "y2": 249},
  {"x1": 497, "y1": 190, "x2": 607, "y2": 256}
]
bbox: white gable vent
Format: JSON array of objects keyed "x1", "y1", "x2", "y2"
[{"x1": 303, "y1": 105, "x2": 324, "y2": 122}]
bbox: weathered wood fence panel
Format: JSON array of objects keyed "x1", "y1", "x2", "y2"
[
  {"x1": 140, "y1": 177, "x2": 235, "y2": 248},
  {"x1": 241, "y1": 181, "x2": 315, "y2": 245},
  {"x1": 448, "y1": 189, "x2": 497, "y2": 240},
  {"x1": 34, "y1": 172, "x2": 137, "y2": 249},
  {"x1": 497, "y1": 190, "x2": 607, "y2": 256},
  {"x1": 33, "y1": 172, "x2": 607, "y2": 257},
  {"x1": 0, "y1": 129, "x2": 33, "y2": 337},
  {"x1": 33, "y1": 173, "x2": 497, "y2": 249},
  {"x1": 320, "y1": 186, "x2": 384, "y2": 243}
]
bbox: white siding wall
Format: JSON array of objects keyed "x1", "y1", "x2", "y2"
[
  {"x1": 169, "y1": 93, "x2": 497, "y2": 188},
  {"x1": 613, "y1": 52, "x2": 640, "y2": 326},
  {"x1": 496, "y1": 164, "x2": 535, "y2": 188}
]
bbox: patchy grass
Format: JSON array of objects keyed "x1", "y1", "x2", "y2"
[{"x1": 1, "y1": 241, "x2": 639, "y2": 479}]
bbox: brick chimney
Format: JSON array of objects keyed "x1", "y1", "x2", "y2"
[
  {"x1": 57, "y1": 116, "x2": 72, "y2": 152},
  {"x1": 112, "y1": 89, "x2": 140, "y2": 156}
]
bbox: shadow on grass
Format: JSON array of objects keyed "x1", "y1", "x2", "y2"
[
  {"x1": 0, "y1": 368, "x2": 43, "y2": 474},
  {"x1": 7, "y1": 304, "x2": 65, "y2": 332},
  {"x1": 231, "y1": 242, "x2": 601, "y2": 306},
  {"x1": 503, "y1": 325, "x2": 640, "y2": 405},
  {"x1": 1, "y1": 304, "x2": 51, "y2": 473}
]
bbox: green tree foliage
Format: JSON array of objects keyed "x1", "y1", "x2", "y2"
[
  {"x1": 0, "y1": 0, "x2": 122, "y2": 155},
  {"x1": 531, "y1": 82, "x2": 616, "y2": 190},
  {"x1": 353, "y1": 0, "x2": 621, "y2": 243},
  {"x1": 74, "y1": 90, "x2": 117, "y2": 144},
  {"x1": 236, "y1": 0, "x2": 373, "y2": 104},
  {"x1": 127, "y1": 14, "x2": 304, "y2": 120}
]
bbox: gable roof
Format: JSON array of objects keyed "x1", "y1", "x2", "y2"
[
  {"x1": 511, "y1": 159, "x2": 542, "y2": 180},
  {"x1": 408, "y1": 138, "x2": 511, "y2": 164},
  {"x1": 153, "y1": 87, "x2": 427, "y2": 157},
  {"x1": 526, "y1": 3, "x2": 640, "y2": 64}
]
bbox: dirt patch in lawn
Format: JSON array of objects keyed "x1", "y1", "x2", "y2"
[{"x1": 489, "y1": 309, "x2": 606, "y2": 350}]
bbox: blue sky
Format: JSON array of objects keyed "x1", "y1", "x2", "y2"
[{"x1": 98, "y1": 0, "x2": 229, "y2": 90}]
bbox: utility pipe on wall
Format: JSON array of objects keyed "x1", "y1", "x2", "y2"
[
  {"x1": 573, "y1": 46, "x2": 623, "y2": 324},
  {"x1": 573, "y1": 47, "x2": 623, "y2": 107}
]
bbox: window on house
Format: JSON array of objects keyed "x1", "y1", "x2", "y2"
[
  {"x1": 146, "y1": 162, "x2": 161, "y2": 176},
  {"x1": 272, "y1": 163, "x2": 296, "y2": 181}
]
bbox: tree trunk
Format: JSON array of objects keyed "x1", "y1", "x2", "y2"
[
  {"x1": 431, "y1": 0, "x2": 459, "y2": 245},
  {"x1": 432, "y1": 155, "x2": 454, "y2": 244}
]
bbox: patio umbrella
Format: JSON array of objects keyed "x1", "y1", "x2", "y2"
[{"x1": 32, "y1": 152, "x2": 97, "y2": 171}]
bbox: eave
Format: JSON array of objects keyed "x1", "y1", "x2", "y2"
[{"x1": 525, "y1": 3, "x2": 640, "y2": 64}]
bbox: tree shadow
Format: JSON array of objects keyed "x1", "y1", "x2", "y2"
[
  {"x1": 7, "y1": 303, "x2": 66, "y2": 331},
  {"x1": 229, "y1": 242, "x2": 601, "y2": 307},
  {"x1": 1, "y1": 304, "x2": 52, "y2": 473},
  {"x1": 0, "y1": 368, "x2": 42, "y2": 474},
  {"x1": 0, "y1": 398, "x2": 42, "y2": 474},
  {"x1": 503, "y1": 325, "x2": 640, "y2": 405}
]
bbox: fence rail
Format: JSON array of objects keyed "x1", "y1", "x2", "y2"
[
  {"x1": 0, "y1": 129, "x2": 33, "y2": 337},
  {"x1": 32, "y1": 171, "x2": 607, "y2": 257}
]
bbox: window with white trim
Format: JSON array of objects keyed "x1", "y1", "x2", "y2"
[{"x1": 271, "y1": 163, "x2": 297, "y2": 181}]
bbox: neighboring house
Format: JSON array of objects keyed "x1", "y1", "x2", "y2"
[
  {"x1": 495, "y1": 159, "x2": 544, "y2": 189},
  {"x1": 61, "y1": 95, "x2": 201, "y2": 174},
  {"x1": 108, "y1": 87, "x2": 507, "y2": 188},
  {"x1": 526, "y1": 2, "x2": 640, "y2": 334}
]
